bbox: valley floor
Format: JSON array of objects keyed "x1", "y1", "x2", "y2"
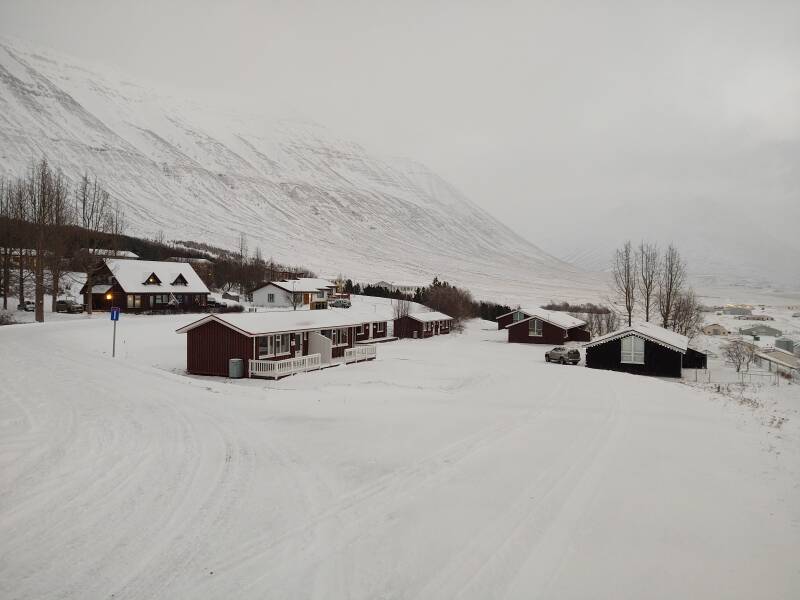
[{"x1": 1, "y1": 316, "x2": 798, "y2": 599}]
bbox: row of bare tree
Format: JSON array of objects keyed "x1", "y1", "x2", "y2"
[
  {"x1": 611, "y1": 241, "x2": 701, "y2": 336},
  {"x1": 0, "y1": 159, "x2": 122, "y2": 321}
]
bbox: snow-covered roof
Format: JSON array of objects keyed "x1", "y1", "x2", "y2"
[
  {"x1": 176, "y1": 310, "x2": 387, "y2": 337},
  {"x1": 584, "y1": 322, "x2": 689, "y2": 353},
  {"x1": 106, "y1": 258, "x2": 210, "y2": 294},
  {"x1": 407, "y1": 311, "x2": 452, "y2": 323},
  {"x1": 505, "y1": 307, "x2": 587, "y2": 330},
  {"x1": 258, "y1": 278, "x2": 335, "y2": 294},
  {"x1": 88, "y1": 284, "x2": 112, "y2": 294}
]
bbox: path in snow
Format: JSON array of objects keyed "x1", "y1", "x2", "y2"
[{"x1": 1, "y1": 316, "x2": 798, "y2": 599}]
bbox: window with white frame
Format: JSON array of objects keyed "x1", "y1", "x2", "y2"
[
  {"x1": 620, "y1": 336, "x2": 645, "y2": 364},
  {"x1": 127, "y1": 294, "x2": 141, "y2": 308},
  {"x1": 316, "y1": 291, "x2": 325, "y2": 299},
  {"x1": 512, "y1": 310, "x2": 525, "y2": 322},
  {"x1": 528, "y1": 318, "x2": 542, "y2": 336},
  {"x1": 258, "y1": 333, "x2": 292, "y2": 357}
]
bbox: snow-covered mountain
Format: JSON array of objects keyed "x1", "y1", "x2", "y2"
[{"x1": 0, "y1": 37, "x2": 604, "y2": 303}]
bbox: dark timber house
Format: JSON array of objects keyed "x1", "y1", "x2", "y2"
[
  {"x1": 500, "y1": 308, "x2": 590, "y2": 344},
  {"x1": 584, "y1": 323, "x2": 688, "y2": 378},
  {"x1": 81, "y1": 258, "x2": 210, "y2": 312},
  {"x1": 176, "y1": 311, "x2": 389, "y2": 377},
  {"x1": 393, "y1": 311, "x2": 453, "y2": 339}
]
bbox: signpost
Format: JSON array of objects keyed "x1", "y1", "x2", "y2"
[{"x1": 110, "y1": 307, "x2": 120, "y2": 357}]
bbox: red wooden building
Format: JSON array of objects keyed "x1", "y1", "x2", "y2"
[
  {"x1": 501, "y1": 308, "x2": 590, "y2": 344},
  {"x1": 81, "y1": 258, "x2": 210, "y2": 312},
  {"x1": 176, "y1": 311, "x2": 389, "y2": 377},
  {"x1": 393, "y1": 311, "x2": 453, "y2": 339}
]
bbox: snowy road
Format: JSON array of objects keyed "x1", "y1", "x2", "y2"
[{"x1": 1, "y1": 316, "x2": 798, "y2": 599}]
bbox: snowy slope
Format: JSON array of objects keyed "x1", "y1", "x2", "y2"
[
  {"x1": 1, "y1": 316, "x2": 798, "y2": 599},
  {"x1": 0, "y1": 38, "x2": 601, "y2": 304}
]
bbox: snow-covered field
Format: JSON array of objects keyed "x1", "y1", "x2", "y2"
[{"x1": 1, "y1": 312, "x2": 799, "y2": 599}]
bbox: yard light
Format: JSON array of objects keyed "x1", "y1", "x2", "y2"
[{"x1": 106, "y1": 293, "x2": 112, "y2": 300}]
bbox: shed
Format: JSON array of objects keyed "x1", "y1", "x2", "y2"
[
  {"x1": 584, "y1": 323, "x2": 688, "y2": 378},
  {"x1": 682, "y1": 347, "x2": 708, "y2": 369}
]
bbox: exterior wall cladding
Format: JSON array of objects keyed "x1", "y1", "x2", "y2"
[
  {"x1": 393, "y1": 316, "x2": 451, "y2": 339},
  {"x1": 187, "y1": 320, "x2": 253, "y2": 377},
  {"x1": 186, "y1": 320, "x2": 389, "y2": 376},
  {"x1": 507, "y1": 320, "x2": 591, "y2": 344},
  {"x1": 585, "y1": 337, "x2": 683, "y2": 378},
  {"x1": 497, "y1": 313, "x2": 515, "y2": 330}
]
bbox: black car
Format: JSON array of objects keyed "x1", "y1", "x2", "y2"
[
  {"x1": 56, "y1": 299, "x2": 84, "y2": 313},
  {"x1": 18, "y1": 300, "x2": 35, "y2": 312}
]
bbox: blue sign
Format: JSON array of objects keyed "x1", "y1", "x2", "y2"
[{"x1": 110, "y1": 307, "x2": 120, "y2": 321}]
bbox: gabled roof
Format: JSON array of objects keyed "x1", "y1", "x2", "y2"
[
  {"x1": 406, "y1": 311, "x2": 452, "y2": 323},
  {"x1": 504, "y1": 307, "x2": 587, "y2": 330},
  {"x1": 254, "y1": 278, "x2": 335, "y2": 294},
  {"x1": 105, "y1": 259, "x2": 210, "y2": 294},
  {"x1": 584, "y1": 322, "x2": 689, "y2": 353},
  {"x1": 176, "y1": 310, "x2": 386, "y2": 337}
]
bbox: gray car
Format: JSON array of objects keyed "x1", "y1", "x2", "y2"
[{"x1": 545, "y1": 346, "x2": 581, "y2": 365}]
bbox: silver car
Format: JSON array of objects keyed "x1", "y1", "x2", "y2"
[{"x1": 545, "y1": 346, "x2": 581, "y2": 365}]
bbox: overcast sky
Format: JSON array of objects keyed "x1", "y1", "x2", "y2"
[{"x1": 2, "y1": 0, "x2": 799, "y2": 268}]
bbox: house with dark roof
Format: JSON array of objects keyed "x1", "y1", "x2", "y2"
[
  {"x1": 80, "y1": 258, "x2": 210, "y2": 312},
  {"x1": 498, "y1": 308, "x2": 590, "y2": 344}
]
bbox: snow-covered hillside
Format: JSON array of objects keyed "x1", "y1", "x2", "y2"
[
  {"x1": 0, "y1": 38, "x2": 601, "y2": 304},
  {"x1": 1, "y1": 315, "x2": 798, "y2": 598}
]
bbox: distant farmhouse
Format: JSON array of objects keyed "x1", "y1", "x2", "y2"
[
  {"x1": 753, "y1": 347, "x2": 800, "y2": 377},
  {"x1": 373, "y1": 281, "x2": 423, "y2": 296},
  {"x1": 701, "y1": 323, "x2": 729, "y2": 336},
  {"x1": 584, "y1": 322, "x2": 704, "y2": 378},
  {"x1": 723, "y1": 306, "x2": 752, "y2": 316},
  {"x1": 81, "y1": 258, "x2": 209, "y2": 312},
  {"x1": 251, "y1": 278, "x2": 336, "y2": 310},
  {"x1": 735, "y1": 314, "x2": 775, "y2": 321},
  {"x1": 497, "y1": 307, "x2": 590, "y2": 345},
  {"x1": 738, "y1": 324, "x2": 782, "y2": 338}
]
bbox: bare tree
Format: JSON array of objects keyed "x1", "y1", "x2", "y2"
[
  {"x1": 670, "y1": 289, "x2": 702, "y2": 338},
  {"x1": 46, "y1": 169, "x2": 73, "y2": 311},
  {"x1": 76, "y1": 174, "x2": 110, "y2": 315},
  {"x1": 657, "y1": 243, "x2": 686, "y2": 328},
  {"x1": 612, "y1": 241, "x2": 637, "y2": 326},
  {"x1": 11, "y1": 176, "x2": 31, "y2": 306},
  {"x1": 238, "y1": 232, "x2": 248, "y2": 296},
  {"x1": 637, "y1": 241, "x2": 659, "y2": 322},
  {"x1": 0, "y1": 176, "x2": 10, "y2": 310},
  {"x1": 722, "y1": 340, "x2": 756, "y2": 373},
  {"x1": 28, "y1": 158, "x2": 55, "y2": 323},
  {"x1": 393, "y1": 298, "x2": 411, "y2": 337}
]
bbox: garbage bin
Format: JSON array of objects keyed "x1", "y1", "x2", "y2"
[
  {"x1": 229, "y1": 358, "x2": 244, "y2": 378},
  {"x1": 412, "y1": 331, "x2": 418, "y2": 339}
]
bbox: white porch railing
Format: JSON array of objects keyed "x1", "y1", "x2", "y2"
[
  {"x1": 249, "y1": 353, "x2": 322, "y2": 379},
  {"x1": 344, "y1": 345, "x2": 377, "y2": 364}
]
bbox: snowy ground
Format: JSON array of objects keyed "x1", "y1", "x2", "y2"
[{"x1": 1, "y1": 313, "x2": 799, "y2": 599}]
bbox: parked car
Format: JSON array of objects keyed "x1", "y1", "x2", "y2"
[
  {"x1": 18, "y1": 300, "x2": 35, "y2": 312},
  {"x1": 330, "y1": 298, "x2": 351, "y2": 308},
  {"x1": 545, "y1": 346, "x2": 581, "y2": 365},
  {"x1": 55, "y1": 299, "x2": 84, "y2": 313}
]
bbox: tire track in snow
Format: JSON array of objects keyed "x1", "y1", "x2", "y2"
[
  {"x1": 182, "y1": 382, "x2": 569, "y2": 597},
  {"x1": 414, "y1": 379, "x2": 627, "y2": 600}
]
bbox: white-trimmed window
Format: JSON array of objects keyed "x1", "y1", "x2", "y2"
[
  {"x1": 512, "y1": 310, "x2": 526, "y2": 322},
  {"x1": 127, "y1": 294, "x2": 141, "y2": 308},
  {"x1": 258, "y1": 333, "x2": 291, "y2": 357},
  {"x1": 621, "y1": 336, "x2": 645, "y2": 364},
  {"x1": 528, "y1": 318, "x2": 542, "y2": 337}
]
